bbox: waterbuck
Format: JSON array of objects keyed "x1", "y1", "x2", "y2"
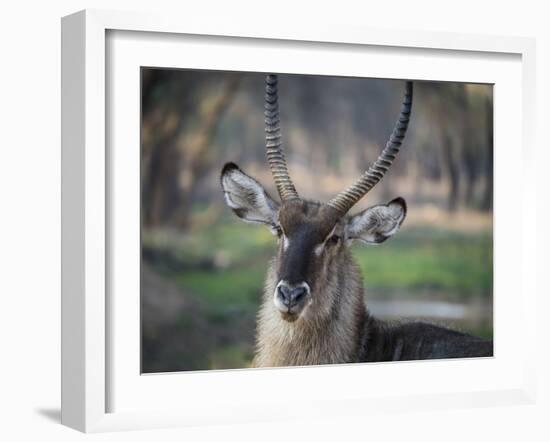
[{"x1": 220, "y1": 74, "x2": 493, "y2": 367}]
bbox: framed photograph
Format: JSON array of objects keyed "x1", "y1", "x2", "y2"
[{"x1": 61, "y1": 9, "x2": 537, "y2": 433}]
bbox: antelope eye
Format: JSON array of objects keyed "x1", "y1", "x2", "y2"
[
  {"x1": 274, "y1": 226, "x2": 283, "y2": 237},
  {"x1": 327, "y1": 235, "x2": 340, "y2": 245}
]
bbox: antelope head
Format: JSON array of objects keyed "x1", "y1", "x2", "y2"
[{"x1": 221, "y1": 75, "x2": 412, "y2": 322}]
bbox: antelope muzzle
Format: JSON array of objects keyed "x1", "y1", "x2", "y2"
[{"x1": 274, "y1": 280, "x2": 311, "y2": 321}]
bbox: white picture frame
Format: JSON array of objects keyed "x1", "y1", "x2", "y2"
[{"x1": 61, "y1": 9, "x2": 537, "y2": 433}]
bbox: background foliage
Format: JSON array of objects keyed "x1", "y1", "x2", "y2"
[{"x1": 141, "y1": 69, "x2": 493, "y2": 372}]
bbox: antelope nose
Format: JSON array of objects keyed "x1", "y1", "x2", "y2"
[{"x1": 277, "y1": 284, "x2": 308, "y2": 307}]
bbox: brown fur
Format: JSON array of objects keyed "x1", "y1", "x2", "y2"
[
  {"x1": 220, "y1": 165, "x2": 493, "y2": 366},
  {"x1": 253, "y1": 201, "x2": 368, "y2": 367}
]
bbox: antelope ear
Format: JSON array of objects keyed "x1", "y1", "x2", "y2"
[
  {"x1": 346, "y1": 197, "x2": 407, "y2": 244},
  {"x1": 220, "y1": 162, "x2": 280, "y2": 227}
]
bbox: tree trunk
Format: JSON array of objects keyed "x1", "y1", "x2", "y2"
[
  {"x1": 170, "y1": 75, "x2": 241, "y2": 228},
  {"x1": 442, "y1": 132, "x2": 460, "y2": 212},
  {"x1": 480, "y1": 96, "x2": 493, "y2": 211}
]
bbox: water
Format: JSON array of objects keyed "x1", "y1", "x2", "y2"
[
  {"x1": 366, "y1": 294, "x2": 493, "y2": 338},
  {"x1": 368, "y1": 299, "x2": 469, "y2": 319}
]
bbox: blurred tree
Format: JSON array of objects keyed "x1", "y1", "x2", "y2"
[
  {"x1": 141, "y1": 70, "x2": 493, "y2": 229},
  {"x1": 142, "y1": 70, "x2": 240, "y2": 228},
  {"x1": 481, "y1": 95, "x2": 494, "y2": 211}
]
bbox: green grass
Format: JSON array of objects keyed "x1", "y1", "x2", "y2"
[
  {"x1": 208, "y1": 344, "x2": 254, "y2": 370},
  {"x1": 144, "y1": 222, "x2": 493, "y2": 371},
  {"x1": 353, "y1": 227, "x2": 493, "y2": 297},
  {"x1": 175, "y1": 260, "x2": 268, "y2": 305},
  {"x1": 167, "y1": 223, "x2": 492, "y2": 306}
]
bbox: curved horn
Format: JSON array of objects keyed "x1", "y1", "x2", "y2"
[
  {"x1": 265, "y1": 74, "x2": 299, "y2": 201},
  {"x1": 327, "y1": 81, "x2": 413, "y2": 214}
]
